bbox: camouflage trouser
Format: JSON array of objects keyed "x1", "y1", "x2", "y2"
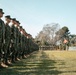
[
  {"x1": 23, "y1": 46, "x2": 27, "y2": 55},
  {"x1": 11, "y1": 38, "x2": 17, "y2": 61},
  {"x1": 0, "y1": 43, "x2": 2, "y2": 63},
  {"x1": 0, "y1": 38, "x2": 4, "y2": 63},
  {"x1": 22, "y1": 44, "x2": 26, "y2": 57},
  {"x1": 18, "y1": 42, "x2": 23, "y2": 58},
  {"x1": 4, "y1": 38, "x2": 11, "y2": 63},
  {"x1": 15, "y1": 39, "x2": 20, "y2": 58}
]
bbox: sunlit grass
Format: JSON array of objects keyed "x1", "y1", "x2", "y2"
[
  {"x1": 45, "y1": 51, "x2": 76, "y2": 60},
  {"x1": 0, "y1": 50, "x2": 76, "y2": 75}
]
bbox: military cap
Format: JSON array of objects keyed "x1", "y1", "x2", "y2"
[
  {"x1": 20, "y1": 26, "x2": 22, "y2": 29},
  {"x1": 0, "y1": 8, "x2": 4, "y2": 14},
  {"x1": 11, "y1": 18, "x2": 16, "y2": 21},
  {"x1": 16, "y1": 20, "x2": 20, "y2": 24},
  {"x1": 5, "y1": 15, "x2": 11, "y2": 19},
  {"x1": 23, "y1": 29, "x2": 25, "y2": 31}
]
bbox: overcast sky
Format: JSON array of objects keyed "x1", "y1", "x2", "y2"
[{"x1": 0, "y1": 0, "x2": 76, "y2": 37}]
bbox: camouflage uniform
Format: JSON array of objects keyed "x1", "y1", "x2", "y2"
[
  {"x1": 0, "y1": 19, "x2": 5, "y2": 64},
  {"x1": 22, "y1": 34, "x2": 27, "y2": 58},
  {"x1": 20, "y1": 31, "x2": 23, "y2": 58},
  {"x1": 18, "y1": 28, "x2": 22, "y2": 59},
  {"x1": 15, "y1": 25, "x2": 20, "y2": 59},
  {"x1": 11, "y1": 24, "x2": 17, "y2": 62},
  {"x1": 4, "y1": 23, "x2": 11, "y2": 64}
]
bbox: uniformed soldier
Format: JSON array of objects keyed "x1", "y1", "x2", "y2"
[
  {"x1": 19, "y1": 26, "x2": 24, "y2": 59},
  {"x1": 0, "y1": 8, "x2": 39, "y2": 68},
  {"x1": 21, "y1": 29, "x2": 27, "y2": 59},
  {"x1": 0, "y1": 8, "x2": 7, "y2": 68},
  {"x1": 27, "y1": 34, "x2": 32, "y2": 54},
  {"x1": 10, "y1": 18, "x2": 17, "y2": 63},
  {"x1": 4, "y1": 15, "x2": 11, "y2": 65},
  {"x1": 15, "y1": 20, "x2": 21, "y2": 61}
]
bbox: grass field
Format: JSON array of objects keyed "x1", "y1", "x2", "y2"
[{"x1": 0, "y1": 50, "x2": 76, "y2": 75}]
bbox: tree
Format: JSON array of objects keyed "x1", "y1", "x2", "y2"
[
  {"x1": 55, "y1": 26, "x2": 70, "y2": 50},
  {"x1": 35, "y1": 23, "x2": 60, "y2": 46},
  {"x1": 69, "y1": 34, "x2": 76, "y2": 46},
  {"x1": 56, "y1": 26, "x2": 70, "y2": 41}
]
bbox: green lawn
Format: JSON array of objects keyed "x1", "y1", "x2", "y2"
[{"x1": 0, "y1": 50, "x2": 76, "y2": 75}]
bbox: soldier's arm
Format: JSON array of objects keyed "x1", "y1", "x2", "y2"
[{"x1": 0, "y1": 22, "x2": 3, "y2": 42}]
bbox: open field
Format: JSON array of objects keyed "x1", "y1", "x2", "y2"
[{"x1": 0, "y1": 50, "x2": 76, "y2": 75}]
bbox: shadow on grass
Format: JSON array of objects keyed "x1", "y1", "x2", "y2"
[{"x1": 0, "y1": 51, "x2": 76, "y2": 75}]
